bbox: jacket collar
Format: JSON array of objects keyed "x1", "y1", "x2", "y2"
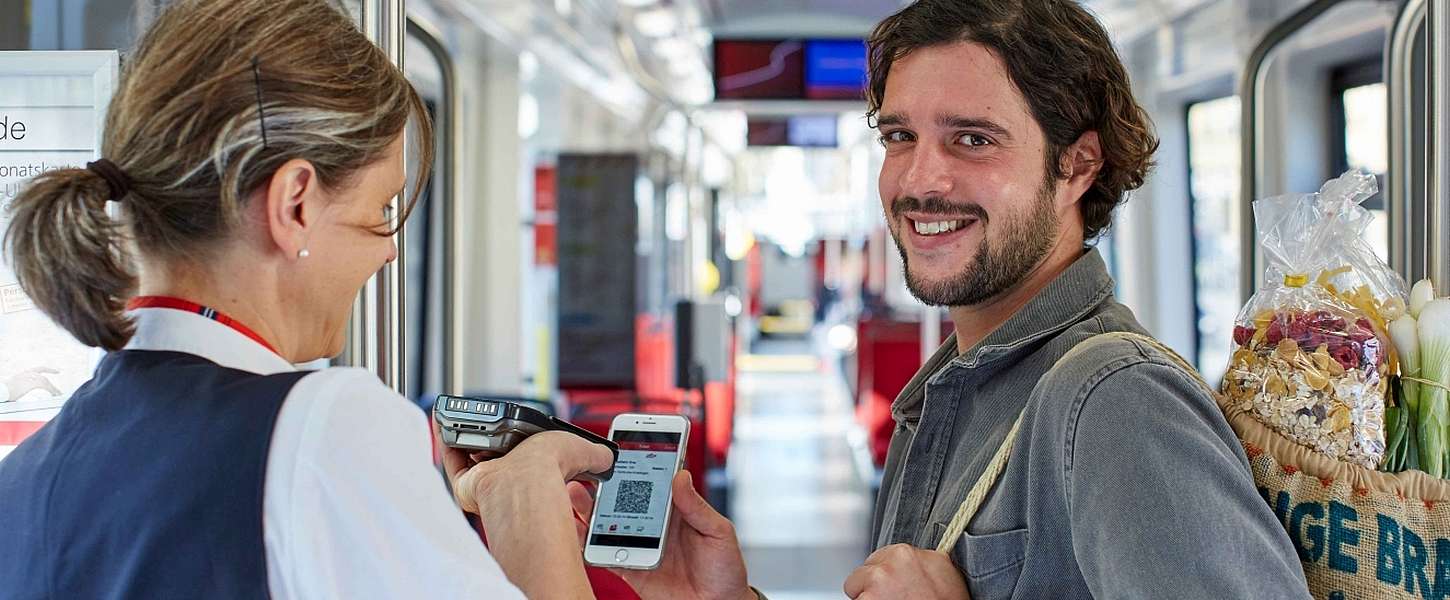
[{"x1": 890, "y1": 248, "x2": 1116, "y2": 421}]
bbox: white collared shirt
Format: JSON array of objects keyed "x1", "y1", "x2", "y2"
[{"x1": 125, "y1": 308, "x2": 525, "y2": 599}]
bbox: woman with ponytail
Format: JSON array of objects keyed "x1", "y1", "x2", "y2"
[{"x1": 0, "y1": 1, "x2": 612, "y2": 598}]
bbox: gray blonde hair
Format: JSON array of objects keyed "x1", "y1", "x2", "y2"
[{"x1": 5, "y1": 0, "x2": 433, "y2": 351}]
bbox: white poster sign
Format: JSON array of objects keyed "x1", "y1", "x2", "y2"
[{"x1": 0, "y1": 51, "x2": 118, "y2": 456}]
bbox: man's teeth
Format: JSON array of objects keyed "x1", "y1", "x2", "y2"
[{"x1": 912, "y1": 219, "x2": 969, "y2": 236}]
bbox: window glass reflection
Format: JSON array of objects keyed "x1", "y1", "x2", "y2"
[
  {"x1": 1187, "y1": 95, "x2": 1241, "y2": 386},
  {"x1": 1342, "y1": 82, "x2": 1389, "y2": 263},
  {"x1": 1, "y1": 1, "x2": 154, "y2": 50}
]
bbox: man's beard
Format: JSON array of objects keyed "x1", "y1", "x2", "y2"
[{"x1": 891, "y1": 177, "x2": 1060, "y2": 307}]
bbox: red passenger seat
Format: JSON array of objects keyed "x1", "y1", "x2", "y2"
[{"x1": 854, "y1": 316, "x2": 951, "y2": 467}]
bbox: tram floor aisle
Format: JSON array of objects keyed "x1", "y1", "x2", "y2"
[{"x1": 729, "y1": 337, "x2": 872, "y2": 600}]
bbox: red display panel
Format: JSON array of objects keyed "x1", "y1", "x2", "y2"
[
  {"x1": 713, "y1": 40, "x2": 804, "y2": 100},
  {"x1": 534, "y1": 165, "x2": 557, "y2": 266},
  {"x1": 746, "y1": 118, "x2": 789, "y2": 146}
]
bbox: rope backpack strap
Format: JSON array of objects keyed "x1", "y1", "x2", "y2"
[
  {"x1": 934, "y1": 331, "x2": 1208, "y2": 554},
  {"x1": 1104, "y1": 331, "x2": 1214, "y2": 394},
  {"x1": 935, "y1": 409, "x2": 1026, "y2": 553}
]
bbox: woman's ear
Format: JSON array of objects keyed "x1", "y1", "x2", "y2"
[{"x1": 263, "y1": 159, "x2": 320, "y2": 259}]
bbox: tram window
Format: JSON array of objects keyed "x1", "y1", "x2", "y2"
[
  {"x1": 1336, "y1": 81, "x2": 1390, "y2": 262},
  {"x1": 2, "y1": 1, "x2": 147, "y2": 50},
  {"x1": 1185, "y1": 95, "x2": 1241, "y2": 385},
  {"x1": 402, "y1": 97, "x2": 442, "y2": 405}
]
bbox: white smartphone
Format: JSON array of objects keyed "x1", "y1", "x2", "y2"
[{"x1": 583, "y1": 413, "x2": 690, "y2": 570}]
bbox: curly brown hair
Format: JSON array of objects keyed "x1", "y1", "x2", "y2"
[{"x1": 865, "y1": 0, "x2": 1158, "y2": 241}]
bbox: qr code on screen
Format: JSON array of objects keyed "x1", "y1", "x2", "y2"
[{"x1": 615, "y1": 480, "x2": 653, "y2": 514}]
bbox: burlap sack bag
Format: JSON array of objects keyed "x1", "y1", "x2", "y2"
[
  {"x1": 1218, "y1": 395, "x2": 1450, "y2": 600},
  {"x1": 1156, "y1": 332, "x2": 1450, "y2": 600}
]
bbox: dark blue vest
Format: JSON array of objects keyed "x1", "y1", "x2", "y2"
[{"x1": 0, "y1": 350, "x2": 308, "y2": 599}]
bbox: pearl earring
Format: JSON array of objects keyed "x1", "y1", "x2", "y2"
[{"x1": 298, "y1": 248, "x2": 310, "y2": 259}]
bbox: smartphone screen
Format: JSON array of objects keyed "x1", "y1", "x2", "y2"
[{"x1": 587, "y1": 430, "x2": 682, "y2": 549}]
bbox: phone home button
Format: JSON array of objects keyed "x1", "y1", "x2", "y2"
[{"x1": 614, "y1": 549, "x2": 630, "y2": 563}]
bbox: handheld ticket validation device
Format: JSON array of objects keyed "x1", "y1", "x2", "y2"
[
  {"x1": 583, "y1": 413, "x2": 689, "y2": 570},
  {"x1": 432, "y1": 394, "x2": 619, "y2": 480}
]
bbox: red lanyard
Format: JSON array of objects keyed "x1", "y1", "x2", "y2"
[{"x1": 126, "y1": 296, "x2": 280, "y2": 355}]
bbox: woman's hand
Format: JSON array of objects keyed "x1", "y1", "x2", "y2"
[
  {"x1": 441, "y1": 430, "x2": 614, "y2": 513},
  {"x1": 569, "y1": 471, "x2": 756, "y2": 600},
  {"x1": 436, "y1": 427, "x2": 614, "y2": 599}
]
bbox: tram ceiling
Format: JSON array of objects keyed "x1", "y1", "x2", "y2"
[
  {"x1": 426, "y1": 0, "x2": 1233, "y2": 120},
  {"x1": 697, "y1": 0, "x2": 898, "y2": 38},
  {"x1": 683, "y1": 0, "x2": 1219, "y2": 41}
]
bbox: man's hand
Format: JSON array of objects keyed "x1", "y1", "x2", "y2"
[
  {"x1": 569, "y1": 471, "x2": 755, "y2": 600},
  {"x1": 843, "y1": 544, "x2": 970, "y2": 599}
]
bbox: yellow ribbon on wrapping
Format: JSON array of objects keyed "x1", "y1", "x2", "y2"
[{"x1": 1284, "y1": 273, "x2": 1310, "y2": 287}]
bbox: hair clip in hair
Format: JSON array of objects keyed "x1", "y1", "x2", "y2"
[{"x1": 252, "y1": 56, "x2": 269, "y2": 149}]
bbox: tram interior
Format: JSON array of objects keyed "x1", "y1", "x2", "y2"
[{"x1": 3, "y1": 0, "x2": 1450, "y2": 598}]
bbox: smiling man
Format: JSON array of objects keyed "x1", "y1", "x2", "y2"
[{"x1": 844, "y1": 1, "x2": 1309, "y2": 598}]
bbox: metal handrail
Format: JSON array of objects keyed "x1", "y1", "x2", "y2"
[
  {"x1": 1431, "y1": 0, "x2": 1450, "y2": 289},
  {"x1": 343, "y1": 0, "x2": 407, "y2": 393},
  {"x1": 1238, "y1": 0, "x2": 1350, "y2": 304},
  {"x1": 1387, "y1": 0, "x2": 1427, "y2": 281},
  {"x1": 405, "y1": 17, "x2": 463, "y2": 395}
]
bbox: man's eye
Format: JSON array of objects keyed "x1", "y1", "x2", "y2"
[
  {"x1": 878, "y1": 130, "x2": 913, "y2": 146},
  {"x1": 957, "y1": 133, "x2": 992, "y2": 147}
]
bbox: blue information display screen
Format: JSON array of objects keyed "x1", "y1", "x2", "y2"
[{"x1": 804, "y1": 40, "x2": 867, "y2": 100}]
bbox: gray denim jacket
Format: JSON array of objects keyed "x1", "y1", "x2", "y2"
[{"x1": 871, "y1": 249, "x2": 1309, "y2": 599}]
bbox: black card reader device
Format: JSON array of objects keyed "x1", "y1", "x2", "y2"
[{"x1": 433, "y1": 394, "x2": 618, "y2": 481}]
